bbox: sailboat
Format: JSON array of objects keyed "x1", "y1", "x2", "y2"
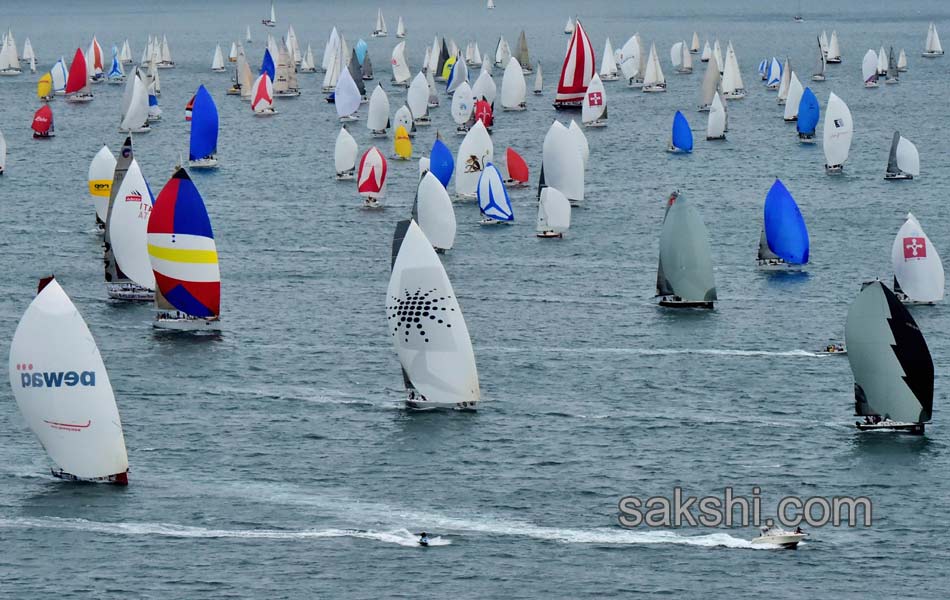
[
  {"x1": 393, "y1": 105, "x2": 416, "y2": 138},
  {"x1": 720, "y1": 42, "x2": 745, "y2": 98},
  {"x1": 414, "y1": 172, "x2": 456, "y2": 252},
  {"x1": 107, "y1": 46, "x2": 125, "y2": 83},
  {"x1": 812, "y1": 37, "x2": 826, "y2": 81},
  {"x1": 756, "y1": 179, "x2": 809, "y2": 271},
  {"x1": 120, "y1": 40, "x2": 133, "y2": 64},
  {"x1": 503, "y1": 147, "x2": 529, "y2": 187},
  {"x1": 826, "y1": 30, "x2": 842, "y2": 63},
  {"x1": 88, "y1": 145, "x2": 116, "y2": 229},
  {"x1": 537, "y1": 186, "x2": 571, "y2": 238},
  {"x1": 876, "y1": 45, "x2": 888, "y2": 76},
  {"x1": 533, "y1": 62, "x2": 543, "y2": 94},
  {"x1": 500, "y1": 57, "x2": 527, "y2": 111},
  {"x1": 700, "y1": 40, "x2": 711, "y2": 62},
  {"x1": 334, "y1": 64, "x2": 361, "y2": 120},
  {"x1": 298, "y1": 44, "x2": 315, "y2": 72},
  {"x1": 541, "y1": 120, "x2": 584, "y2": 205},
  {"x1": 897, "y1": 48, "x2": 908, "y2": 71},
  {"x1": 553, "y1": 19, "x2": 594, "y2": 109},
  {"x1": 51, "y1": 56, "x2": 69, "y2": 93},
  {"x1": 655, "y1": 192, "x2": 717, "y2": 308},
  {"x1": 211, "y1": 44, "x2": 226, "y2": 72},
  {"x1": 476, "y1": 163, "x2": 514, "y2": 225},
  {"x1": 706, "y1": 92, "x2": 726, "y2": 140},
  {"x1": 373, "y1": 8, "x2": 388, "y2": 38},
  {"x1": 698, "y1": 55, "x2": 720, "y2": 111},
  {"x1": 776, "y1": 59, "x2": 791, "y2": 103},
  {"x1": 581, "y1": 73, "x2": 607, "y2": 127},
  {"x1": 396, "y1": 16, "x2": 407, "y2": 39},
  {"x1": 108, "y1": 159, "x2": 156, "y2": 302},
  {"x1": 334, "y1": 126, "x2": 358, "y2": 180},
  {"x1": 564, "y1": 17, "x2": 575, "y2": 35},
  {"x1": 923, "y1": 22, "x2": 943, "y2": 57},
  {"x1": 21, "y1": 37, "x2": 34, "y2": 66},
  {"x1": 367, "y1": 84, "x2": 390, "y2": 136},
  {"x1": 273, "y1": 45, "x2": 300, "y2": 97},
  {"x1": 387, "y1": 219, "x2": 480, "y2": 410},
  {"x1": 391, "y1": 41, "x2": 411, "y2": 87},
  {"x1": 251, "y1": 73, "x2": 276, "y2": 115},
  {"x1": 147, "y1": 168, "x2": 222, "y2": 331},
  {"x1": 247, "y1": 25, "x2": 254, "y2": 44},
  {"x1": 429, "y1": 136, "x2": 454, "y2": 188},
  {"x1": 37, "y1": 72, "x2": 53, "y2": 101},
  {"x1": 446, "y1": 54, "x2": 469, "y2": 95},
  {"x1": 713, "y1": 40, "x2": 723, "y2": 73},
  {"x1": 394, "y1": 125, "x2": 412, "y2": 160},
  {"x1": 667, "y1": 111, "x2": 693, "y2": 153},
  {"x1": 454, "y1": 120, "x2": 493, "y2": 199},
  {"x1": 0, "y1": 129, "x2": 5, "y2": 175},
  {"x1": 262, "y1": 1, "x2": 277, "y2": 27},
  {"x1": 891, "y1": 213, "x2": 943, "y2": 304},
  {"x1": 847, "y1": 280, "x2": 933, "y2": 434},
  {"x1": 157, "y1": 35, "x2": 174, "y2": 68},
  {"x1": 690, "y1": 32, "x2": 701, "y2": 54},
  {"x1": 487, "y1": 0, "x2": 495, "y2": 8},
  {"x1": 885, "y1": 47, "x2": 899, "y2": 84},
  {"x1": 358, "y1": 146, "x2": 387, "y2": 208},
  {"x1": 65, "y1": 48, "x2": 93, "y2": 102},
  {"x1": 361, "y1": 51, "x2": 374, "y2": 81},
  {"x1": 188, "y1": 86, "x2": 219, "y2": 169},
  {"x1": 31, "y1": 105, "x2": 54, "y2": 138},
  {"x1": 884, "y1": 132, "x2": 919, "y2": 180},
  {"x1": 86, "y1": 36, "x2": 105, "y2": 83},
  {"x1": 642, "y1": 43, "x2": 666, "y2": 92},
  {"x1": 783, "y1": 72, "x2": 804, "y2": 121},
  {"x1": 796, "y1": 87, "x2": 820, "y2": 143},
  {"x1": 765, "y1": 56, "x2": 781, "y2": 89},
  {"x1": 451, "y1": 81, "x2": 475, "y2": 134},
  {"x1": 471, "y1": 68, "x2": 496, "y2": 106},
  {"x1": 671, "y1": 41, "x2": 693, "y2": 74},
  {"x1": 228, "y1": 41, "x2": 238, "y2": 63},
  {"x1": 408, "y1": 73, "x2": 430, "y2": 124},
  {"x1": 862, "y1": 49, "x2": 879, "y2": 87},
  {"x1": 516, "y1": 31, "x2": 532, "y2": 73},
  {"x1": 600, "y1": 38, "x2": 619, "y2": 81},
  {"x1": 286, "y1": 25, "x2": 301, "y2": 64},
  {"x1": 118, "y1": 71, "x2": 151, "y2": 133},
  {"x1": 147, "y1": 80, "x2": 162, "y2": 121},
  {"x1": 823, "y1": 92, "x2": 853, "y2": 173},
  {"x1": 9, "y1": 277, "x2": 130, "y2": 484}
]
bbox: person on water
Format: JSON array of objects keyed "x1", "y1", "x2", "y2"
[{"x1": 418, "y1": 532, "x2": 429, "y2": 546}]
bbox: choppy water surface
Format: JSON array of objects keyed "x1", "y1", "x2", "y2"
[{"x1": 2, "y1": 1, "x2": 950, "y2": 597}]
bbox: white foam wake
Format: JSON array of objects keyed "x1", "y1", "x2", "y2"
[{"x1": 0, "y1": 518, "x2": 449, "y2": 547}]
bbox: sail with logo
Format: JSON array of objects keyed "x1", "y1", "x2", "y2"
[
  {"x1": 148, "y1": 167, "x2": 222, "y2": 331},
  {"x1": 846, "y1": 280, "x2": 933, "y2": 434},
  {"x1": 891, "y1": 213, "x2": 944, "y2": 304},
  {"x1": 454, "y1": 119, "x2": 493, "y2": 199},
  {"x1": 9, "y1": 277, "x2": 129, "y2": 484},
  {"x1": 89, "y1": 145, "x2": 116, "y2": 230},
  {"x1": 387, "y1": 219, "x2": 480, "y2": 410},
  {"x1": 108, "y1": 159, "x2": 155, "y2": 298},
  {"x1": 103, "y1": 137, "x2": 152, "y2": 301}
]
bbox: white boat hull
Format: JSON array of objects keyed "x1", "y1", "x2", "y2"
[
  {"x1": 153, "y1": 315, "x2": 222, "y2": 331},
  {"x1": 189, "y1": 157, "x2": 219, "y2": 169},
  {"x1": 756, "y1": 259, "x2": 803, "y2": 271},
  {"x1": 752, "y1": 532, "x2": 806, "y2": 549},
  {"x1": 107, "y1": 283, "x2": 154, "y2": 301},
  {"x1": 855, "y1": 420, "x2": 925, "y2": 434}
]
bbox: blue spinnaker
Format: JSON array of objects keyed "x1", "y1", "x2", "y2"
[
  {"x1": 796, "y1": 87, "x2": 820, "y2": 135},
  {"x1": 764, "y1": 179, "x2": 809, "y2": 265},
  {"x1": 672, "y1": 111, "x2": 693, "y2": 152}
]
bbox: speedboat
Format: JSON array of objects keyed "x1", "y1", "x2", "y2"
[
  {"x1": 817, "y1": 343, "x2": 847, "y2": 355},
  {"x1": 752, "y1": 527, "x2": 807, "y2": 549}
]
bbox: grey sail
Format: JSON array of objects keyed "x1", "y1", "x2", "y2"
[
  {"x1": 349, "y1": 50, "x2": 365, "y2": 96},
  {"x1": 845, "y1": 281, "x2": 933, "y2": 423},
  {"x1": 886, "y1": 131, "x2": 901, "y2": 176},
  {"x1": 657, "y1": 193, "x2": 717, "y2": 303},
  {"x1": 886, "y1": 47, "x2": 898, "y2": 81},
  {"x1": 757, "y1": 229, "x2": 781, "y2": 261},
  {"x1": 103, "y1": 136, "x2": 134, "y2": 284},
  {"x1": 361, "y1": 52, "x2": 374, "y2": 80},
  {"x1": 655, "y1": 200, "x2": 674, "y2": 296},
  {"x1": 516, "y1": 31, "x2": 530, "y2": 69},
  {"x1": 699, "y1": 55, "x2": 720, "y2": 109},
  {"x1": 437, "y1": 39, "x2": 449, "y2": 78}
]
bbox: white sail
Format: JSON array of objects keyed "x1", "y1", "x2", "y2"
[
  {"x1": 643, "y1": 42, "x2": 665, "y2": 89},
  {"x1": 823, "y1": 92, "x2": 853, "y2": 168},
  {"x1": 877, "y1": 46, "x2": 888, "y2": 74},
  {"x1": 334, "y1": 65, "x2": 361, "y2": 118},
  {"x1": 691, "y1": 32, "x2": 700, "y2": 53},
  {"x1": 707, "y1": 92, "x2": 726, "y2": 139},
  {"x1": 396, "y1": 16, "x2": 406, "y2": 38},
  {"x1": 120, "y1": 40, "x2": 132, "y2": 63},
  {"x1": 897, "y1": 48, "x2": 907, "y2": 70},
  {"x1": 777, "y1": 58, "x2": 791, "y2": 98},
  {"x1": 601, "y1": 38, "x2": 617, "y2": 78},
  {"x1": 471, "y1": 68, "x2": 496, "y2": 105},
  {"x1": 699, "y1": 55, "x2": 720, "y2": 110},
  {"x1": 542, "y1": 120, "x2": 584, "y2": 203},
  {"x1": 0, "y1": 129, "x2": 6, "y2": 174},
  {"x1": 109, "y1": 160, "x2": 155, "y2": 290},
  {"x1": 454, "y1": 120, "x2": 493, "y2": 197},
  {"x1": 387, "y1": 220, "x2": 479, "y2": 408},
  {"x1": 228, "y1": 42, "x2": 238, "y2": 62},
  {"x1": 494, "y1": 36, "x2": 511, "y2": 67},
  {"x1": 394, "y1": 105, "x2": 414, "y2": 136},
  {"x1": 374, "y1": 8, "x2": 388, "y2": 36},
  {"x1": 119, "y1": 74, "x2": 149, "y2": 132},
  {"x1": 568, "y1": 120, "x2": 589, "y2": 167},
  {"x1": 287, "y1": 25, "x2": 300, "y2": 63},
  {"x1": 416, "y1": 172, "x2": 456, "y2": 251},
  {"x1": 211, "y1": 45, "x2": 225, "y2": 71},
  {"x1": 713, "y1": 39, "x2": 723, "y2": 72},
  {"x1": 892, "y1": 213, "x2": 943, "y2": 302},
  {"x1": 391, "y1": 41, "x2": 411, "y2": 85},
  {"x1": 500, "y1": 57, "x2": 526, "y2": 109},
  {"x1": 581, "y1": 73, "x2": 606, "y2": 124},
  {"x1": 161, "y1": 34, "x2": 172, "y2": 64},
  {"x1": 366, "y1": 84, "x2": 390, "y2": 131},
  {"x1": 9, "y1": 279, "x2": 129, "y2": 480},
  {"x1": 534, "y1": 62, "x2": 543, "y2": 93},
  {"x1": 564, "y1": 17, "x2": 574, "y2": 34},
  {"x1": 451, "y1": 81, "x2": 474, "y2": 125},
  {"x1": 334, "y1": 127, "x2": 358, "y2": 175},
  {"x1": 783, "y1": 72, "x2": 803, "y2": 121},
  {"x1": 246, "y1": 25, "x2": 253, "y2": 43},
  {"x1": 323, "y1": 27, "x2": 340, "y2": 72},
  {"x1": 862, "y1": 49, "x2": 878, "y2": 84},
  {"x1": 896, "y1": 136, "x2": 920, "y2": 176},
  {"x1": 721, "y1": 42, "x2": 744, "y2": 95},
  {"x1": 408, "y1": 72, "x2": 429, "y2": 121},
  {"x1": 827, "y1": 30, "x2": 841, "y2": 61},
  {"x1": 925, "y1": 22, "x2": 943, "y2": 54},
  {"x1": 446, "y1": 55, "x2": 468, "y2": 94},
  {"x1": 22, "y1": 37, "x2": 34, "y2": 60},
  {"x1": 670, "y1": 42, "x2": 684, "y2": 68},
  {"x1": 88, "y1": 145, "x2": 116, "y2": 223},
  {"x1": 619, "y1": 35, "x2": 640, "y2": 83},
  {"x1": 537, "y1": 187, "x2": 571, "y2": 234},
  {"x1": 0, "y1": 34, "x2": 20, "y2": 72},
  {"x1": 701, "y1": 40, "x2": 711, "y2": 62}
]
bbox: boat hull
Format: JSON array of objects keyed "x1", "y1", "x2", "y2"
[
  {"x1": 884, "y1": 173, "x2": 913, "y2": 180},
  {"x1": 407, "y1": 397, "x2": 477, "y2": 411},
  {"x1": 751, "y1": 533, "x2": 806, "y2": 549},
  {"x1": 825, "y1": 164, "x2": 844, "y2": 174},
  {"x1": 52, "y1": 468, "x2": 129, "y2": 486},
  {"x1": 855, "y1": 421, "x2": 925, "y2": 435},
  {"x1": 536, "y1": 230, "x2": 563, "y2": 238},
  {"x1": 65, "y1": 94, "x2": 94, "y2": 103},
  {"x1": 657, "y1": 296, "x2": 714, "y2": 309},
  {"x1": 107, "y1": 283, "x2": 153, "y2": 301},
  {"x1": 189, "y1": 157, "x2": 219, "y2": 169},
  {"x1": 153, "y1": 315, "x2": 222, "y2": 331},
  {"x1": 336, "y1": 171, "x2": 355, "y2": 181},
  {"x1": 756, "y1": 259, "x2": 803, "y2": 271},
  {"x1": 921, "y1": 52, "x2": 943, "y2": 58}
]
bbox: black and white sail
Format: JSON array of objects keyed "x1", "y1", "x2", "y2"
[{"x1": 845, "y1": 281, "x2": 933, "y2": 424}]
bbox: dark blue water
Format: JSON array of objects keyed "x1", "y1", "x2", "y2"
[{"x1": 2, "y1": 1, "x2": 950, "y2": 597}]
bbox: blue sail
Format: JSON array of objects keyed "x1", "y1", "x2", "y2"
[
  {"x1": 107, "y1": 47, "x2": 122, "y2": 78},
  {"x1": 477, "y1": 163, "x2": 514, "y2": 222},
  {"x1": 796, "y1": 87, "x2": 820, "y2": 135},
  {"x1": 261, "y1": 49, "x2": 276, "y2": 82},
  {"x1": 429, "y1": 138, "x2": 454, "y2": 187},
  {"x1": 764, "y1": 179, "x2": 809, "y2": 265},
  {"x1": 355, "y1": 39, "x2": 368, "y2": 65},
  {"x1": 766, "y1": 57, "x2": 781, "y2": 86},
  {"x1": 189, "y1": 85, "x2": 219, "y2": 161},
  {"x1": 672, "y1": 111, "x2": 693, "y2": 152}
]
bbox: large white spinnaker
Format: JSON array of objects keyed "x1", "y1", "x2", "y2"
[
  {"x1": 892, "y1": 213, "x2": 944, "y2": 303},
  {"x1": 108, "y1": 159, "x2": 155, "y2": 290}
]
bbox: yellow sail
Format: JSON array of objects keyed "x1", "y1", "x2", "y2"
[
  {"x1": 441, "y1": 55, "x2": 457, "y2": 80},
  {"x1": 394, "y1": 125, "x2": 412, "y2": 160},
  {"x1": 37, "y1": 72, "x2": 52, "y2": 100}
]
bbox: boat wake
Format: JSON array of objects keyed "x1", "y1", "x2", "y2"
[
  {"x1": 0, "y1": 518, "x2": 449, "y2": 547},
  {"x1": 484, "y1": 346, "x2": 819, "y2": 358}
]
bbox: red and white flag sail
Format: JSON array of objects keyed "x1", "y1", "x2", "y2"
[{"x1": 555, "y1": 20, "x2": 595, "y2": 105}]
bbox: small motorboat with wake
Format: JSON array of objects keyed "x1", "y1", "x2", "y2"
[
  {"x1": 817, "y1": 342, "x2": 846, "y2": 355},
  {"x1": 752, "y1": 526, "x2": 807, "y2": 549}
]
